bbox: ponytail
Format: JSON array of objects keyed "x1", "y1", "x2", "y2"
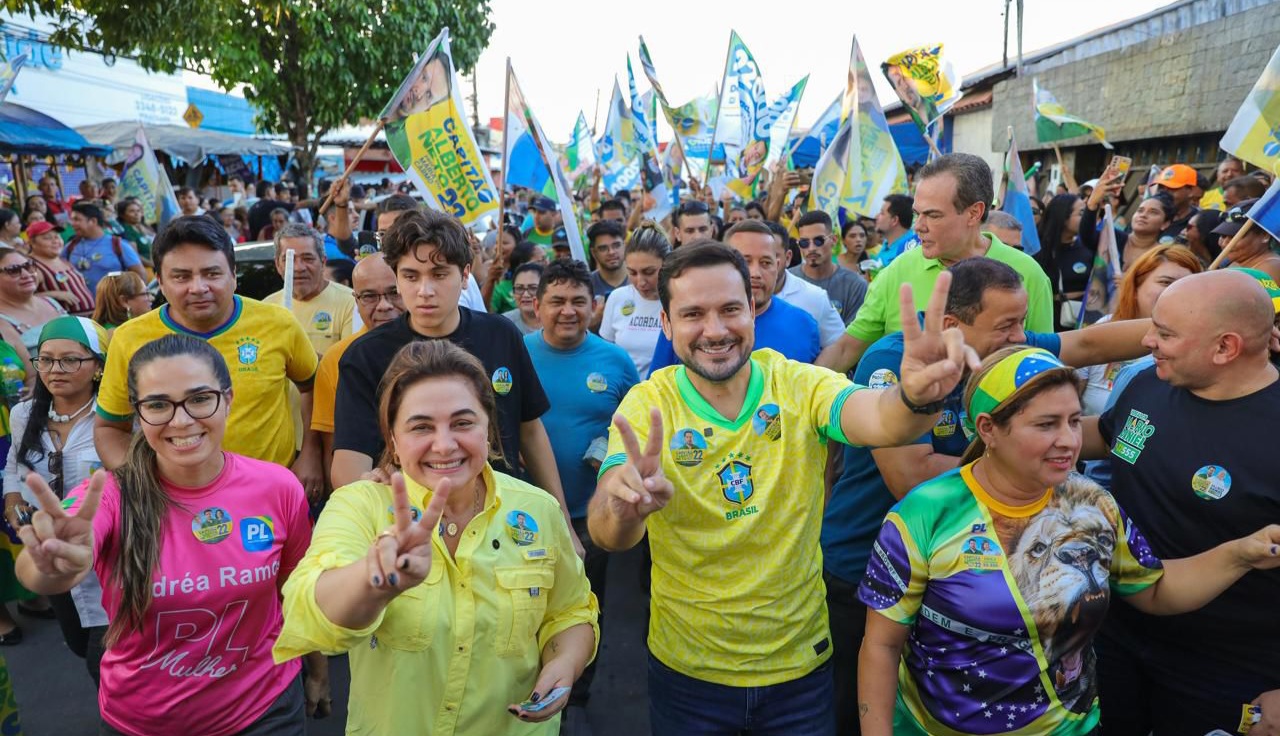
[{"x1": 105, "y1": 431, "x2": 173, "y2": 647}]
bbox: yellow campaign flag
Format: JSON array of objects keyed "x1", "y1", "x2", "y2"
[
  {"x1": 1220, "y1": 43, "x2": 1280, "y2": 174},
  {"x1": 380, "y1": 28, "x2": 499, "y2": 225}
]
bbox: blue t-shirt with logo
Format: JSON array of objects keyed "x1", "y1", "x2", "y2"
[
  {"x1": 524, "y1": 331, "x2": 639, "y2": 518},
  {"x1": 648, "y1": 296, "x2": 821, "y2": 372},
  {"x1": 821, "y1": 328, "x2": 1062, "y2": 585},
  {"x1": 63, "y1": 234, "x2": 142, "y2": 293}
]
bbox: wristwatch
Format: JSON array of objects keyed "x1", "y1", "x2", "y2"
[{"x1": 899, "y1": 387, "x2": 944, "y2": 415}]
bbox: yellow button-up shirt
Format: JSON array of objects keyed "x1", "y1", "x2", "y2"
[{"x1": 274, "y1": 466, "x2": 598, "y2": 735}]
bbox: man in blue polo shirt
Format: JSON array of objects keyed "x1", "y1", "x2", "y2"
[
  {"x1": 523, "y1": 259, "x2": 639, "y2": 732},
  {"x1": 649, "y1": 221, "x2": 820, "y2": 370},
  {"x1": 820, "y1": 257, "x2": 1153, "y2": 735},
  {"x1": 870, "y1": 193, "x2": 918, "y2": 267}
]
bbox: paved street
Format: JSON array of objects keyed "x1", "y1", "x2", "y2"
[{"x1": 5, "y1": 544, "x2": 651, "y2": 735}]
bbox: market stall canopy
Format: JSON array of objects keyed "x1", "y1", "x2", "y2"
[
  {"x1": 75, "y1": 122, "x2": 290, "y2": 166},
  {"x1": 0, "y1": 102, "x2": 113, "y2": 157}
]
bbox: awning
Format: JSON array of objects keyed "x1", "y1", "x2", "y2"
[
  {"x1": 75, "y1": 122, "x2": 290, "y2": 166},
  {"x1": 0, "y1": 102, "x2": 112, "y2": 157}
]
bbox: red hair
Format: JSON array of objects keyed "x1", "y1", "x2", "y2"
[{"x1": 1111, "y1": 245, "x2": 1203, "y2": 321}]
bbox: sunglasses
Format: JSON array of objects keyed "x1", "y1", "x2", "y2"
[
  {"x1": 47, "y1": 450, "x2": 64, "y2": 498},
  {"x1": 0, "y1": 261, "x2": 33, "y2": 276},
  {"x1": 796, "y1": 236, "x2": 829, "y2": 249}
]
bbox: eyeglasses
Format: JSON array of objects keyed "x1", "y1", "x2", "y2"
[
  {"x1": 796, "y1": 236, "x2": 829, "y2": 249},
  {"x1": 0, "y1": 262, "x2": 33, "y2": 276},
  {"x1": 133, "y1": 389, "x2": 228, "y2": 426},
  {"x1": 355, "y1": 289, "x2": 403, "y2": 307},
  {"x1": 33, "y1": 355, "x2": 95, "y2": 373},
  {"x1": 512, "y1": 285, "x2": 539, "y2": 296}
]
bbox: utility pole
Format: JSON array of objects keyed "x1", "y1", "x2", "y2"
[
  {"x1": 1016, "y1": 0, "x2": 1025, "y2": 75},
  {"x1": 1003, "y1": 0, "x2": 1011, "y2": 68}
]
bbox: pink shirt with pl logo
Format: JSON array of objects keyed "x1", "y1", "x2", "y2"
[{"x1": 73, "y1": 452, "x2": 311, "y2": 736}]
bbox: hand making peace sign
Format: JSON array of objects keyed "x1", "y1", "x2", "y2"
[
  {"x1": 897, "y1": 271, "x2": 982, "y2": 407},
  {"x1": 17, "y1": 470, "x2": 104, "y2": 579},
  {"x1": 367, "y1": 472, "x2": 451, "y2": 592},
  {"x1": 602, "y1": 408, "x2": 675, "y2": 522}
]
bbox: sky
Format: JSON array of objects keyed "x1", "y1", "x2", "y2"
[{"x1": 471, "y1": 0, "x2": 1173, "y2": 140}]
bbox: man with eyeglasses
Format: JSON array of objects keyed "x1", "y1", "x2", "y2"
[
  {"x1": 790, "y1": 210, "x2": 867, "y2": 325},
  {"x1": 264, "y1": 223, "x2": 360, "y2": 358},
  {"x1": 586, "y1": 221, "x2": 628, "y2": 332},
  {"x1": 673, "y1": 200, "x2": 713, "y2": 247},
  {"x1": 311, "y1": 253, "x2": 404, "y2": 487}
]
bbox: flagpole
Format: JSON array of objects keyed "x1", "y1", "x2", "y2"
[
  {"x1": 705, "y1": 31, "x2": 735, "y2": 191},
  {"x1": 1209, "y1": 220, "x2": 1253, "y2": 269},
  {"x1": 497, "y1": 57, "x2": 512, "y2": 238},
  {"x1": 997, "y1": 126, "x2": 1013, "y2": 207},
  {"x1": 592, "y1": 88, "x2": 601, "y2": 136},
  {"x1": 317, "y1": 119, "x2": 386, "y2": 216}
]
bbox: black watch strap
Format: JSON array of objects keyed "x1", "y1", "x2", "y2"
[{"x1": 899, "y1": 387, "x2": 944, "y2": 415}]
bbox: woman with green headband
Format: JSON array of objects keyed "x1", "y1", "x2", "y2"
[
  {"x1": 856, "y1": 346, "x2": 1280, "y2": 736},
  {"x1": 3, "y1": 316, "x2": 108, "y2": 682}
]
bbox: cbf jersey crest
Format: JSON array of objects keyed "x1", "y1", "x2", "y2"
[
  {"x1": 717, "y1": 453, "x2": 759, "y2": 521},
  {"x1": 718, "y1": 454, "x2": 754, "y2": 505},
  {"x1": 236, "y1": 337, "x2": 261, "y2": 365}
]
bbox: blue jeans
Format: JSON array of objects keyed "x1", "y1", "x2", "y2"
[{"x1": 647, "y1": 653, "x2": 836, "y2": 736}]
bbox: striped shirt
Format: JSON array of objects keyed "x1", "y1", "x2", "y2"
[{"x1": 31, "y1": 257, "x2": 95, "y2": 315}]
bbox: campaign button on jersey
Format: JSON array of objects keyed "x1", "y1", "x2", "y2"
[
  {"x1": 670, "y1": 428, "x2": 707, "y2": 467},
  {"x1": 192, "y1": 507, "x2": 233, "y2": 544},
  {"x1": 506, "y1": 510, "x2": 539, "y2": 546},
  {"x1": 492, "y1": 367, "x2": 513, "y2": 395},
  {"x1": 868, "y1": 368, "x2": 898, "y2": 389},
  {"x1": 586, "y1": 372, "x2": 608, "y2": 392},
  {"x1": 1191, "y1": 464, "x2": 1232, "y2": 500}
]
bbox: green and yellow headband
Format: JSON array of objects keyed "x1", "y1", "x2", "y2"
[{"x1": 964, "y1": 348, "x2": 1069, "y2": 435}]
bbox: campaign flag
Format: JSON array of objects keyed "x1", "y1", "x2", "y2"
[
  {"x1": 881, "y1": 44, "x2": 963, "y2": 134},
  {"x1": 119, "y1": 126, "x2": 179, "y2": 226},
  {"x1": 1220, "y1": 43, "x2": 1280, "y2": 173},
  {"x1": 1033, "y1": 79, "x2": 1110, "y2": 148},
  {"x1": 625, "y1": 56, "x2": 671, "y2": 220},
  {"x1": 1000, "y1": 132, "x2": 1042, "y2": 256},
  {"x1": 1077, "y1": 203, "x2": 1122, "y2": 328},
  {"x1": 506, "y1": 61, "x2": 585, "y2": 261},
  {"x1": 598, "y1": 79, "x2": 641, "y2": 193},
  {"x1": 0, "y1": 53, "x2": 27, "y2": 104},
  {"x1": 502, "y1": 100, "x2": 552, "y2": 196},
  {"x1": 788, "y1": 95, "x2": 841, "y2": 165},
  {"x1": 381, "y1": 28, "x2": 498, "y2": 226},
  {"x1": 1248, "y1": 179, "x2": 1280, "y2": 240},
  {"x1": 726, "y1": 69, "x2": 810, "y2": 199},
  {"x1": 711, "y1": 31, "x2": 756, "y2": 177},
  {"x1": 639, "y1": 36, "x2": 718, "y2": 183},
  {"x1": 809, "y1": 37, "x2": 909, "y2": 224},
  {"x1": 562, "y1": 112, "x2": 597, "y2": 190}
]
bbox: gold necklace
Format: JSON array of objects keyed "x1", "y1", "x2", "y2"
[{"x1": 439, "y1": 482, "x2": 484, "y2": 538}]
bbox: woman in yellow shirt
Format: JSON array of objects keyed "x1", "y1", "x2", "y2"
[{"x1": 275, "y1": 340, "x2": 598, "y2": 735}]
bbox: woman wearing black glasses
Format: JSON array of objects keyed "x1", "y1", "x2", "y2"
[
  {"x1": 0, "y1": 246, "x2": 65, "y2": 354},
  {"x1": 3, "y1": 316, "x2": 108, "y2": 678},
  {"x1": 16, "y1": 333, "x2": 311, "y2": 735}
]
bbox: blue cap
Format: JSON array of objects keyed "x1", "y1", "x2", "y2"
[{"x1": 531, "y1": 196, "x2": 556, "y2": 212}]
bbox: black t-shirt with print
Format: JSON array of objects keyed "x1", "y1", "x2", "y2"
[
  {"x1": 334, "y1": 308, "x2": 549, "y2": 478},
  {"x1": 1098, "y1": 366, "x2": 1280, "y2": 679}
]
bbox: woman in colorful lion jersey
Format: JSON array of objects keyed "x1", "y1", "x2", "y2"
[{"x1": 856, "y1": 346, "x2": 1280, "y2": 736}]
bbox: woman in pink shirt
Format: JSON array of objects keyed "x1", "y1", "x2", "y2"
[{"x1": 14, "y1": 334, "x2": 311, "y2": 736}]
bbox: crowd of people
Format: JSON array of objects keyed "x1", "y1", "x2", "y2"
[{"x1": 0, "y1": 141, "x2": 1275, "y2": 736}]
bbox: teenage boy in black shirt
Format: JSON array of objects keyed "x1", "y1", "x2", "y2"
[{"x1": 332, "y1": 208, "x2": 582, "y2": 553}]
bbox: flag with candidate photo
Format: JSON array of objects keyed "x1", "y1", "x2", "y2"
[
  {"x1": 809, "y1": 36, "x2": 908, "y2": 224},
  {"x1": 881, "y1": 44, "x2": 963, "y2": 134},
  {"x1": 562, "y1": 112, "x2": 597, "y2": 190},
  {"x1": 380, "y1": 28, "x2": 498, "y2": 226},
  {"x1": 119, "y1": 126, "x2": 180, "y2": 226},
  {"x1": 598, "y1": 78, "x2": 640, "y2": 193},
  {"x1": 1077, "y1": 203, "x2": 1123, "y2": 328}
]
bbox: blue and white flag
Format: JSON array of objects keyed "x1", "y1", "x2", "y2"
[
  {"x1": 1001, "y1": 131, "x2": 1041, "y2": 256},
  {"x1": 1248, "y1": 178, "x2": 1280, "y2": 241},
  {"x1": 0, "y1": 53, "x2": 27, "y2": 104}
]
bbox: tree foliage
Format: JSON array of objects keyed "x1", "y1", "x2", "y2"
[{"x1": 4, "y1": 0, "x2": 494, "y2": 179}]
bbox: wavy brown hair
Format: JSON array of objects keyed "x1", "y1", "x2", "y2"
[{"x1": 376, "y1": 340, "x2": 504, "y2": 470}]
